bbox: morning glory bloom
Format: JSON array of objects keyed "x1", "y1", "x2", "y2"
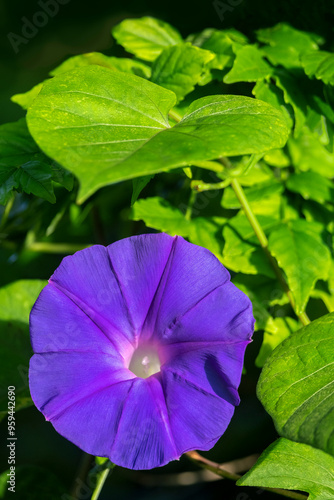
[{"x1": 29, "y1": 233, "x2": 254, "y2": 470}]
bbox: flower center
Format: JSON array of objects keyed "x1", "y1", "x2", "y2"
[{"x1": 128, "y1": 345, "x2": 161, "y2": 379}]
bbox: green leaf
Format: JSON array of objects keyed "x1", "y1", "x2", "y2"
[
  {"x1": 112, "y1": 17, "x2": 183, "y2": 62},
  {"x1": 257, "y1": 313, "x2": 334, "y2": 456},
  {"x1": 222, "y1": 180, "x2": 283, "y2": 209},
  {"x1": 255, "y1": 316, "x2": 300, "y2": 367},
  {"x1": 222, "y1": 215, "x2": 277, "y2": 278},
  {"x1": 256, "y1": 23, "x2": 320, "y2": 69},
  {"x1": 27, "y1": 66, "x2": 289, "y2": 203},
  {"x1": 286, "y1": 171, "x2": 334, "y2": 203},
  {"x1": 252, "y1": 79, "x2": 293, "y2": 129},
  {"x1": 288, "y1": 126, "x2": 334, "y2": 178},
  {"x1": 151, "y1": 43, "x2": 214, "y2": 102},
  {"x1": 131, "y1": 197, "x2": 225, "y2": 260},
  {"x1": 131, "y1": 175, "x2": 154, "y2": 206},
  {"x1": 50, "y1": 163, "x2": 74, "y2": 192},
  {"x1": 199, "y1": 30, "x2": 235, "y2": 69},
  {"x1": 132, "y1": 196, "x2": 190, "y2": 235},
  {"x1": 11, "y1": 82, "x2": 43, "y2": 110},
  {"x1": 263, "y1": 148, "x2": 290, "y2": 167},
  {"x1": 11, "y1": 53, "x2": 151, "y2": 111},
  {"x1": 237, "y1": 438, "x2": 334, "y2": 500},
  {"x1": 14, "y1": 161, "x2": 56, "y2": 203},
  {"x1": 268, "y1": 219, "x2": 331, "y2": 314},
  {"x1": 301, "y1": 50, "x2": 334, "y2": 85},
  {"x1": 187, "y1": 216, "x2": 224, "y2": 260},
  {"x1": 50, "y1": 52, "x2": 151, "y2": 79},
  {"x1": 0, "y1": 119, "x2": 56, "y2": 204},
  {"x1": 273, "y1": 69, "x2": 308, "y2": 136},
  {"x1": 223, "y1": 45, "x2": 273, "y2": 84},
  {"x1": 0, "y1": 280, "x2": 46, "y2": 418}
]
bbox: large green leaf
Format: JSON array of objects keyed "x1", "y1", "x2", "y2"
[
  {"x1": 257, "y1": 313, "x2": 334, "y2": 456},
  {"x1": 112, "y1": 17, "x2": 183, "y2": 62},
  {"x1": 301, "y1": 50, "x2": 334, "y2": 85},
  {"x1": 0, "y1": 280, "x2": 46, "y2": 419},
  {"x1": 223, "y1": 45, "x2": 273, "y2": 84},
  {"x1": 151, "y1": 43, "x2": 214, "y2": 102},
  {"x1": 27, "y1": 66, "x2": 289, "y2": 203},
  {"x1": 268, "y1": 219, "x2": 331, "y2": 314},
  {"x1": 0, "y1": 119, "x2": 57, "y2": 204},
  {"x1": 238, "y1": 438, "x2": 334, "y2": 500},
  {"x1": 11, "y1": 52, "x2": 151, "y2": 111},
  {"x1": 256, "y1": 23, "x2": 320, "y2": 69}
]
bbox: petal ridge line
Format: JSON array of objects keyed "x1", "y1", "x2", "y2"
[{"x1": 48, "y1": 281, "x2": 131, "y2": 356}]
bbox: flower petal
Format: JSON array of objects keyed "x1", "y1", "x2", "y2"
[
  {"x1": 161, "y1": 341, "x2": 250, "y2": 406},
  {"x1": 49, "y1": 245, "x2": 136, "y2": 350},
  {"x1": 29, "y1": 352, "x2": 133, "y2": 420},
  {"x1": 162, "y1": 369, "x2": 235, "y2": 453},
  {"x1": 106, "y1": 233, "x2": 175, "y2": 336},
  {"x1": 30, "y1": 284, "x2": 123, "y2": 357},
  {"x1": 142, "y1": 237, "x2": 230, "y2": 340},
  {"x1": 110, "y1": 375, "x2": 179, "y2": 469},
  {"x1": 160, "y1": 281, "x2": 254, "y2": 344}
]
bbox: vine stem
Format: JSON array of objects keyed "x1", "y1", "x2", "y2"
[
  {"x1": 91, "y1": 468, "x2": 110, "y2": 500},
  {"x1": 229, "y1": 176, "x2": 310, "y2": 327},
  {"x1": 186, "y1": 452, "x2": 307, "y2": 500}
]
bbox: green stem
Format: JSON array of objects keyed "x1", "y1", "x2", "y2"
[
  {"x1": 168, "y1": 108, "x2": 183, "y2": 123},
  {"x1": 0, "y1": 194, "x2": 15, "y2": 229},
  {"x1": 91, "y1": 468, "x2": 110, "y2": 500},
  {"x1": 185, "y1": 188, "x2": 197, "y2": 221},
  {"x1": 27, "y1": 242, "x2": 92, "y2": 254},
  {"x1": 230, "y1": 176, "x2": 310, "y2": 327},
  {"x1": 191, "y1": 178, "x2": 231, "y2": 192}
]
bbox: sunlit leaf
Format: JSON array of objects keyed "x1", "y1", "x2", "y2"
[
  {"x1": 257, "y1": 313, "x2": 334, "y2": 456},
  {"x1": 268, "y1": 219, "x2": 331, "y2": 314},
  {"x1": 27, "y1": 66, "x2": 289, "y2": 203},
  {"x1": 151, "y1": 43, "x2": 214, "y2": 102},
  {"x1": 112, "y1": 17, "x2": 183, "y2": 62},
  {"x1": 238, "y1": 438, "x2": 334, "y2": 500}
]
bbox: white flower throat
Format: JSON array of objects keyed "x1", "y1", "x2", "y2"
[{"x1": 129, "y1": 345, "x2": 161, "y2": 378}]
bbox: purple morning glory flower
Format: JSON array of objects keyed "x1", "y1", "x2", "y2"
[{"x1": 29, "y1": 233, "x2": 254, "y2": 470}]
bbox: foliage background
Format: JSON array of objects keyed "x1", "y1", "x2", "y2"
[{"x1": 0, "y1": 0, "x2": 334, "y2": 499}]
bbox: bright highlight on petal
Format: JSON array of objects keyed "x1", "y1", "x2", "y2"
[{"x1": 29, "y1": 234, "x2": 255, "y2": 470}]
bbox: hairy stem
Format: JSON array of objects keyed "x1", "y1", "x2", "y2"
[{"x1": 186, "y1": 452, "x2": 307, "y2": 500}]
